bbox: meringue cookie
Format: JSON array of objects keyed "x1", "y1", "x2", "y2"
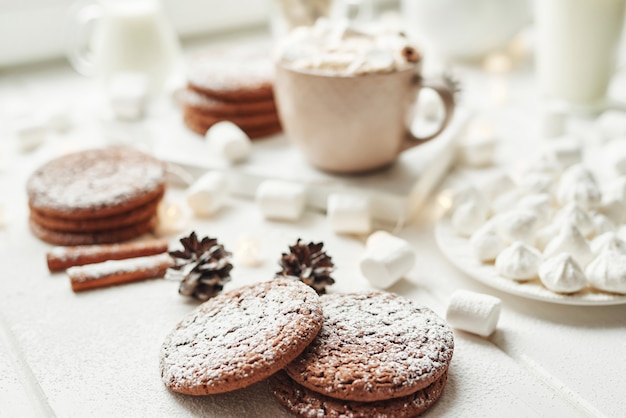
[
  {"x1": 553, "y1": 203, "x2": 594, "y2": 237},
  {"x1": 590, "y1": 232, "x2": 626, "y2": 256},
  {"x1": 585, "y1": 249, "x2": 626, "y2": 294},
  {"x1": 495, "y1": 241, "x2": 542, "y2": 281},
  {"x1": 451, "y1": 201, "x2": 488, "y2": 237},
  {"x1": 590, "y1": 212, "x2": 616, "y2": 237},
  {"x1": 495, "y1": 210, "x2": 538, "y2": 245},
  {"x1": 519, "y1": 172, "x2": 554, "y2": 195},
  {"x1": 556, "y1": 164, "x2": 601, "y2": 210},
  {"x1": 518, "y1": 194, "x2": 552, "y2": 226},
  {"x1": 538, "y1": 253, "x2": 586, "y2": 293},
  {"x1": 478, "y1": 171, "x2": 515, "y2": 201},
  {"x1": 470, "y1": 221, "x2": 506, "y2": 262},
  {"x1": 543, "y1": 223, "x2": 593, "y2": 268}
]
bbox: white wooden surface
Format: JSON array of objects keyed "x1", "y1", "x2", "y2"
[{"x1": 1, "y1": 32, "x2": 625, "y2": 418}]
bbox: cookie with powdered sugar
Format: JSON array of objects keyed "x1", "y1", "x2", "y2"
[
  {"x1": 285, "y1": 291, "x2": 454, "y2": 402},
  {"x1": 160, "y1": 279, "x2": 323, "y2": 396},
  {"x1": 270, "y1": 370, "x2": 448, "y2": 418}
]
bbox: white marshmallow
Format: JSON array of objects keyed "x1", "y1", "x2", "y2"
[
  {"x1": 539, "y1": 104, "x2": 567, "y2": 138},
  {"x1": 327, "y1": 194, "x2": 371, "y2": 234},
  {"x1": 542, "y1": 136, "x2": 582, "y2": 168},
  {"x1": 359, "y1": 233, "x2": 416, "y2": 289},
  {"x1": 108, "y1": 72, "x2": 149, "y2": 121},
  {"x1": 366, "y1": 230, "x2": 393, "y2": 249},
  {"x1": 15, "y1": 117, "x2": 48, "y2": 152},
  {"x1": 478, "y1": 171, "x2": 515, "y2": 201},
  {"x1": 538, "y1": 253, "x2": 586, "y2": 293},
  {"x1": 543, "y1": 223, "x2": 593, "y2": 268},
  {"x1": 446, "y1": 290, "x2": 501, "y2": 337},
  {"x1": 585, "y1": 248, "x2": 626, "y2": 294},
  {"x1": 451, "y1": 201, "x2": 488, "y2": 237},
  {"x1": 470, "y1": 221, "x2": 506, "y2": 262},
  {"x1": 206, "y1": 121, "x2": 251, "y2": 163},
  {"x1": 186, "y1": 171, "x2": 229, "y2": 217},
  {"x1": 495, "y1": 241, "x2": 542, "y2": 281},
  {"x1": 256, "y1": 180, "x2": 306, "y2": 221},
  {"x1": 495, "y1": 210, "x2": 538, "y2": 245}
]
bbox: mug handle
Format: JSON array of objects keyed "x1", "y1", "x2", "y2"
[
  {"x1": 66, "y1": 1, "x2": 102, "y2": 76},
  {"x1": 401, "y1": 76, "x2": 456, "y2": 151}
]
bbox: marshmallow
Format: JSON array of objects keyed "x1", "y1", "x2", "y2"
[
  {"x1": 186, "y1": 171, "x2": 229, "y2": 217},
  {"x1": 108, "y1": 72, "x2": 149, "y2": 121},
  {"x1": 256, "y1": 180, "x2": 306, "y2": 221},
  {"x1": 451, "y1": 201, "x2": 488, "y2": 237},
  {"x1": 556, "y1": 164, "x2": 601, "y2": 210},
  {"x1": 359, "y1": 232, "x2": 416, "y2": 289},
  {"x1": 446, "y1": 289, "x2": 501, "y2": 337},
  {"x1": 495, "y1": 210, "x2": 538, "y2": 245},
  {"x1": 538, "y1": 253, "x2": 586, "y2": 293},
  {"x1": 14, "y1": 117, "x2": 48, "y2": 152},
  {"x1": 542, "y1": 136, "x2": 582, "y2": 168},
  {"x1": 585, "y1": 248, "x2": 626, "y2": 294},
  {"x1": 478, "y1": 171, "x2": 515, "y2": 201},
  {"x1": 327, "y1": 194, "x2": 371, "y2": 234},
  {"x1": 543, "y1": 223, "x2": 593, "y2": 268},
  {"x1": 539, "y1": 104, "x2": 567, "y2": 138},
  {"x1": 518, "y1": 194, "x2": 552, "y2": 226},
  {"x1": 596, "y1": 110, "x2": 626, "y2": 141},
  {"x1": 206, "y1": 121, "x2": 251, "y2": 163},
  {"x1": 470, "y1": 221, "x2": 506, "y2": 262},
  {"x1": 495, "y1": 241, "x2": 542, "y2": 281}
]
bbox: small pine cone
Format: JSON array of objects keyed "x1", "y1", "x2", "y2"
[
  {"x1": 168, "y1": 231, "x2": 233, "y2": 301},
  {"x1": 277, "y1": 239, "x2": 335, "y2": 294}
]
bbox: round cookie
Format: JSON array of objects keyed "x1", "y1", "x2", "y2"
[
  {"x1": 160, "y1": 279, "x2": 323, "y2": 396},
  {"x1": 30, "y1": 193, "x2": 162, "y2": 233},
  {"x1": 177, "y1": 88, "x2": 277, "y2": 116},
  {"x1": 29, "y1": 216, "x2": 157, "y2": 246},
  {"x1": 285, "y1": 291, "x2": 454, "y2": 402},
  {"x1": 270, "y1": 370, "x2": 448, "y2": 418},
  {"x1": 185, "y1": 107, "x2": 281, "y2": 131},
  {"x1": 183, "y1": 111, "x2": 282, "y2": 139},
  {"x1": 186, "y1": 51, "x2": 274, "y2": 102},
  {"x1": 27, "y1": 147, "x2": 166, "y2": 219}
]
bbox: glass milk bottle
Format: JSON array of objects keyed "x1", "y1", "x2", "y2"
[{"x1": 67, "y1": 0, "x2": 181, "y2": 93}]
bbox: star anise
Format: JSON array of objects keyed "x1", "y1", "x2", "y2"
[
  {"x1": 168, "y1": 231, "x2": 233, "y2": 301},
  {"x1": 277, "y1": 239, "x2": 335, "y2": 294}
]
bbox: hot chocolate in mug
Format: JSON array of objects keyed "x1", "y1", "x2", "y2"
[
  {"x1": 66, "y1": 0, "x2": 181, "y2": 92},
  {"x1": 274, "y1": 64, "x2": 455, "y2": 174}
]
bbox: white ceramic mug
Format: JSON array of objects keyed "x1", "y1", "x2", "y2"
[
  {"x1": 66, "y1": 0, "x2": 181, "y2": 92},
  {"x1": 534, "y1": 0, "x2": 626, "y2": 108}
]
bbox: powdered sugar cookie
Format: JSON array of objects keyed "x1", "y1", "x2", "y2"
[
  {"x1": 285, "y1": 291, "x2": 454, "y2": 402},
  {"x1": 270, "y1": 370, "x2": 448, "y2": 418},
  {"x1": 160, "y1": 279, "x2": 322, "y2": 396}
]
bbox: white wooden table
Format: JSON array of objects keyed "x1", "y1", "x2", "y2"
[{"x1": 1, "y1": 32, "x2": 625, "y2": 418}]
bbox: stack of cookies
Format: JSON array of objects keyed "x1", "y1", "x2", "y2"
[
  {"x1": 27, "y1": 147, "x2": 166, "y2": 246},
  {"x1": 160, "y1": 281, "x2": 454, "y2": 417},
  {"x1": 180, "y1": 49, "x2": 282, "y2": 139}
]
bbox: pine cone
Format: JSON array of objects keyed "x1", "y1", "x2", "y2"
[
  {"x1": 168, "y1": 231, "x2": 233, "y2": 301},
  {"x1": 277, "y1": 239, "x2": 335, "y2": 294}
]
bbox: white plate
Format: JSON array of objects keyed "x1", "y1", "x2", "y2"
[{"x1": 435, "y1": 218, "x2": 626, "y2": 306}]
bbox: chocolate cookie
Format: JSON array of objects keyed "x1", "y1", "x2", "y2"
[
  {"x1": 29, "y1": 216, "x2": 157, "y2": 246},
  {"x1": 285, "y1": 291, "x2": 454, "y2": 402},
  {"x1": 30, "y1": 193, "x2": 162, "y2": 233},
  {"x1": 183, "y1": 111, "x2": 282, "y2": 139},
  {"x1": 27, "y1": 147, "x2": 166, "y2": 219},
  {"x1": 187, "y1": 51, "x2": 274, "y2": 102},
  {"x1": 177, "y1": 88, "x2": 277, "y2": 116},
  {"x1": 270, "y1": 370, "x2": 448, "y2": 418},
  {"x1": 160, "y1": 279, "x2": 323, "y2": 396}
]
